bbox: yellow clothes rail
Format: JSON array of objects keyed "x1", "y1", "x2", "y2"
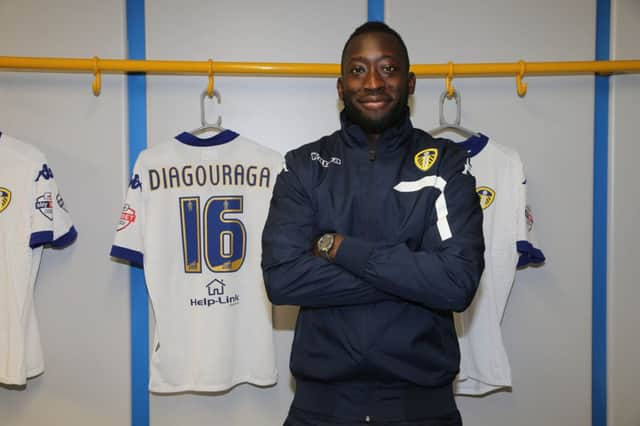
[{"x1": 1, "y1": 56, "x2": 639, "y2": 97}]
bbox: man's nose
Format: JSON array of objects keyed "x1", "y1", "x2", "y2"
[{"x1": 363, "y1": 69, "x2": 384, "y2": 90}]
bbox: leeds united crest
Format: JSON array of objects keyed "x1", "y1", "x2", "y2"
[
  {"x1": 0, "y1": 187, "x2": 12, "y2": 213},
  {"x1": 414, "y1": 148, "x2": 438, "y2": 172},
  {"x1": 476, "y1": 186, "x2": 496, "y2": 209}
]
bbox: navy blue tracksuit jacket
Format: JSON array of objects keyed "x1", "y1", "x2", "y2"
[{"x1": 261, "y1": 112, "x2": 485, "y2": 423}]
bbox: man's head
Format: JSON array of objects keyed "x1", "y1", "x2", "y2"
[{"x1": 338, "y1": 22, "x2": 415, "y2": 135}]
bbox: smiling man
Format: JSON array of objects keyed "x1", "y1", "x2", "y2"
[
  {"x1": 262, "y1": 22, "x2": 485, "y2": 426},
  {"x1": 338, "y1": 24, "x2": 414, "y2": 137}
]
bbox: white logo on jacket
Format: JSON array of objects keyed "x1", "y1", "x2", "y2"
[
  {"x1": 310, "y1": 152, "x2": 342, "y2": 168},
  {"x1": 394, "y1": 175, "x2": 452, "y2": 241}
]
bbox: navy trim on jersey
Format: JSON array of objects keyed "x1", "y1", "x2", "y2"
[
  {"x1": 516, "y1": 240, "x2": 545, "y2": 268},
  {"x1": 175, "y1": 129, "x2": 239, "y2": 147},
  {"x1": 30, "y1": 231, "x2": 54, "y2": 248},
  {"x1": 458, "y1": 133, "x2": 489, "y2": 158},
  {"x1": 30, "y1": 226, "x2": 78, "y2": 248},
  {"x1": 51, "y1": 226, "x2": 78, "y2": 248},
  {"x1": 111, "y1": 245, "x2": 144, "y2": 267}
]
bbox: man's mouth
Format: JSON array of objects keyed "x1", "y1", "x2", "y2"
[{"x1": 359, "y1": 97, "x2": 391, "y2": 110}]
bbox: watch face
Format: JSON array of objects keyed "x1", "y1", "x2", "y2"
[{"x1": 318, "y1": 234, "x2": 334, "y2": 252}]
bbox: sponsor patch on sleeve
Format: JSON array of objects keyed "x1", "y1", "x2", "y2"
[
  {"x1": 35, "y1": 192, "x2": 54, "y2": 220},
  {"x1": 56, "y1": 193, "x2": 69, "y2": 212},
  {"x1": 117, "y1": 204, "x2": 137, "y2": 231},
  {"x1": 525, "y1": 205, "x2": 535, "y2": 231}
]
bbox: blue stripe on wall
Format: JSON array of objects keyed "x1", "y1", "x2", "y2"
[
  {"x1": 368, "y1": 0, "x2": 384, "y2": 22},
  {"x1": 126, "y1": 1, "x2": 149, "y2": 426},
  {"x1": 593, "y1": 0, "x2": 610, "y2": 425}
]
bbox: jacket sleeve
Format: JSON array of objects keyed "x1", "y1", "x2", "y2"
[
  {"x1": 333, "y1": 145, "x2": 485, "y2": 312},
  {"x1": 261, "y1": 150, "x2": 398, "y2": 307}
]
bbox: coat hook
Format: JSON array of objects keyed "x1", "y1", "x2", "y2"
[
  {"x1": 516, "y1": 60, "x2": 528, "y2": 97},
  {"x1": 92, "y1": 56, "x2": 101, "y2": 96},
  {"x1": 445, "y1": 61, "x2": 455, "y2": 99},
  {"x1": 206, "y1": 59, "x2": 214, "y2": 98}
]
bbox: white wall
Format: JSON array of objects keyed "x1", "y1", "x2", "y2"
[
  {"x1": 609, "y1": 1, "x2": 640, "y2": 425},
  {"x1": 0, "y1": 1, "x2": 129, "y2": 426},
  {"x1": 144, "y1": 1, "x2": 365, "y2": 424},
  {"x1": 388, "y1": 1, "x2": 594, "y2": 425},
  {"x1": 1, "y1": 0, "x2": 637, "y2": 425}
]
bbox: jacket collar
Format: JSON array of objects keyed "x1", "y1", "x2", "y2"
[{"x1": 339, "y1": 108, "x2": 413, "y2": 153}]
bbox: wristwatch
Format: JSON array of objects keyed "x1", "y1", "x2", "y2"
[{"x1": 316, "y1": 233, "x2": 335, "y2": 260}]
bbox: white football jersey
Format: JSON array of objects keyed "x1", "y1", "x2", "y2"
[
  {"x1": 454, "y1": 134, "x2": 544, "y2": 395},
  {"x1": 111, "y1": 130, "x2": 282, "y2": 393},
  {"x1": 0, "y1": 132, "x2": 77, "y2": 386}
]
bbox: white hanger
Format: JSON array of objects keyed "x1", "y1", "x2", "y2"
[
  {"x1": 429, "y1": 89, "x2": 479, "y2": 139},
  {"x1": 189, "y1": 89, "x2": 224, "y2": 135}
]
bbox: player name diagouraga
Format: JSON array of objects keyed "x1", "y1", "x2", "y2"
[{"x1": 148, "y1": 164, "x2": 273, "y2": 191}]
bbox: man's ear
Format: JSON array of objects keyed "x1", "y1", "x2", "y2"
[
  {"x1": 337, "y1": 77, "x2": 344, "y2": 100},
  {"x1": 408, "y1": 72, "x2": 416, "y2": 95}
]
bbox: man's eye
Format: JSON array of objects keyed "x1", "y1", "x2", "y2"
[
  {"x1": 351, "y1": 66, "x2": 365, "y2": 74},
  {"x1": 382, "y1": 65, "x2": 397, "y2": 73}
]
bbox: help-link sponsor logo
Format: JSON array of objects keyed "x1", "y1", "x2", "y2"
[{"x1": 190, "y1": 278, "x2": 239, "y2": 307}]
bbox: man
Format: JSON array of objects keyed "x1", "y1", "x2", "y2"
[{"x1": 262, "y1": 22, "x2": 484, "y2": 425}]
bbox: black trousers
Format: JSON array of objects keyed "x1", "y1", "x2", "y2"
[{"x1": 284, "y1": 406, "x2": 463, "y2": 426}]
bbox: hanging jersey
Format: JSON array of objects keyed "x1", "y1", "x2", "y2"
[
  {"x1": 454, "y1": 134, "x2": 544, "y2": 395},
  {"x1": 0, "y1": 132, "x2": 77, "y2": 386},
  {"x1": 110, "y1": 130, "x2": 282, "y2": 393}
]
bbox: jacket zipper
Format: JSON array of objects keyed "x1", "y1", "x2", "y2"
[
  {"x1": 368, "y1": 147, "x2": 376, "y2": 161},
  {"x1": 364, "y1": 142, "x2": 376, "y2": 355}
]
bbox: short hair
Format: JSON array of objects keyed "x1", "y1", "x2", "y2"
[{"x1": 341, "y1": 22, "x2": 410, "y2": 74}]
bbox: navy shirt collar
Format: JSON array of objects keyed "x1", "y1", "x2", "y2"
[
  {"x1": 339, "y1": 108, "x2": 413, "y2": 153},
  {"x1": 458, "y1": 133, "x2": 489, "y2": 157},
  {"x1": 175, "y1": 129, "x2": 239, "y2": 147}
]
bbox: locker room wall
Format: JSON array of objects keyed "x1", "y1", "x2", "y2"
[
  {"x1": 143, "y1": 1, "x2": 366, "y2": 424},
  {"x1": 609, "y1": 1, "x2": 640, "y2": 425},
  {"x1": 389, "y1": 1, "x2": 594, "y2": 426},
  {"x1": 1, "y1": 1, "x2": 638, "y2": 426},
  {"x1": 0, "y1": 1, "x2": 130, "y2": 426}
]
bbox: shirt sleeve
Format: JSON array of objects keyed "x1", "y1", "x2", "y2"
[
  {"x1": 29, "y1": 162, "x2": 77, "y2": 248},
  {"x1": 333, "y1": 144, "x2": 485, "y2": 312},
  {"x1": 515, "y1": 161, "x2": 545, "y2": 268},
  {"x1": 110, "y1": 157, "x2": 145, "y2": 267},
  {"x1": 261, "y1": 152, "x2": 398, "y2": 308}
]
